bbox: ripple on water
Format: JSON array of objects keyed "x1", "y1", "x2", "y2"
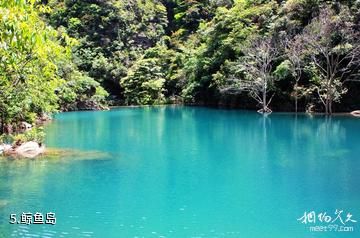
[
  {"x1": 81, "y1": 231, "x2": 94, "y2": 237},
  {"x1": 23, "y1": 234, "x2": 40, "y2": 237},
  {"x1": 81, "y1": 234, "x2": 92, "y2": 237}
]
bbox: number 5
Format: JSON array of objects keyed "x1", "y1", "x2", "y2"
[{"x1": 9, "y1": 214, "x2": 17, "y2": 224}]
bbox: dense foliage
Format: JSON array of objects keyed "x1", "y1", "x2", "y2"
[
  {"x1": 46, "y1": 0, "x2": 360, "y2": 114},
  {"x1": 48, "y1": 0, "x2": 168, "y2": 98},
  {"x1": 0, "y1": 0, "x2": 108, "y2": 134},
  {"x1": 0, "y1": 0, "x2": 63, "y2": 132},
  {"x1": 1, "y1": 0, "x2": 360, "y2": 133}
]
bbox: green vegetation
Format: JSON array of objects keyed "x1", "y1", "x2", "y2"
[
  {"x1": 48, "y1": 0, "x2": 168, "y2": 98},
  {"x1": 46, "y1": 0, "x2": 360, "y2": 114},
  {"x1": 0, "y1": 0, "x2": 107, "y2": 134},
  {"x1": 0, "y1": 0, "x2": 64, "y2": 133},
  {"x1": 1, "y1": 0, "x2": 360, "y2": 136},
  {"x1": 0, "y1": 127, "x2": 45, "y2": 145}
]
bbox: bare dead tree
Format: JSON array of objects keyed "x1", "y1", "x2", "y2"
[
  {"x1": 237, "y1": 36, "x2": 279, "y2": 114},
  {"x1": 221, "y1": 36, "x2": 279, "y2": 114},
  {"x1": 301, "y1": 6, "x2": 360, "y2": 115},
  {"x1": 284, "y1": 35, "x2": 305, "y2": 113}
]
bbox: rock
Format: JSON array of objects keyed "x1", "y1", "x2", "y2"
[
  {"x1": 19, "y1": 121, "x2": 32, "y2": 132},
  {"x1": 14, "y1": 142, "x2": 45, "y2": 158},
  {"x1": 350, "y1": 110, "x2": 360, "y2": 117},
  {"x1": 35, "y1": 114, "x2": 52, "y2": 126},
  {"x1": 306, "y1": 103, "x2": 316, "y2": 113},
  {"x1": 257, "y1": 107, "x2": 273, "y2": 114},
  {"x1": 4, "y1": 124, "x2": 13, "y2": 134},
  {"x1": 2, "y1": 141, "x2": 44, "y2": 158},
  {"x1": 0, "y1": 144, "x2": 11, "y2": 155},
  {"x1": 168, "y1": 95, "x2": 183, "y2": 104},
  {"x1": 77, "y1": 100, "x2": 109, "y2": 111},
  {"x1": 77, "y1": 100, "x2": 101, "y2": 110}
]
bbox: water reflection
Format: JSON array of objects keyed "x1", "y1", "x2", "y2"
[{"x1": 0, "y1": 107, "x2": 359, "y2": 238}]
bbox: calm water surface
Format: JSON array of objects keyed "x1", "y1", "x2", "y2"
[{"x1": 0, "y1": 106, "x2": 359, "y2": 237}]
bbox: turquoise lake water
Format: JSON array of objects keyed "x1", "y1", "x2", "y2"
[{"x1": 0, "y1": 106, "x2": 359, "y2": 237}]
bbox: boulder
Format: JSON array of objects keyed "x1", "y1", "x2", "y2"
[
  {"x1": 19, "y1": 121, "x2": 32, "y2": 132},
  {"x1": 77, "y1": 100, "x2": 102, "y2": 111},
  {"x1": 14, "y1": 142, "x2": 45, "y2": 158},
  {"x1": 4, "y1": 124, "x2": 13, "y2": 134},
  {"x1": 77, "y1": 100, "x2": 109, "y2": 111},
  {"x1": 35, "y1": 114, "x2": 52, "y2": 125},
  {"x1": 0, "y1": 144, "x2": 11, "y2": 155},
  {"x1": 350, "y1": 110, "x2": 360, "y2": 117}
]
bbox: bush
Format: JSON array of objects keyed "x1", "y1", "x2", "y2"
[
  {"x1": 14, "y1": 127, "x2": 45, "y2": 145},
  {"x1": 0, "y1": 127, "x2": 46, "y2": 146},
  {"x1": 57, "y1": 68, "x2": 109, "y2": 111},
  {"x1": 121, "y1": 57, "x2": 166, "y2": 105}
]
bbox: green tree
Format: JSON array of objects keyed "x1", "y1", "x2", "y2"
[
  {"x1": 181, "y1": 0, "x2": 278, "y2": 104},
  {"x1": 0, "y1": 0, "x2": 72, "y2": 133},
  {"x1": 301, "y1": 6, "x2": 360, "y2": 114},
  {"x1": 48, "y1": 0, "x2": 168, "y2": 96},
  {"x1": 120, "y1": 44, "x2": 170, "y2": 105}
]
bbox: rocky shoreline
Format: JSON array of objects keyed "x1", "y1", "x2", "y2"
[
  {"x1": 1, "y1": 108, "x2": 359, "y2": 159},
  {"x1": 350, "y1": 110, "x2": 360, "y2": 117},
  {"x1": 0, "y1": 141, "x2": 45, "y2": 158}
]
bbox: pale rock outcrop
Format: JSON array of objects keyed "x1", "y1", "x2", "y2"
[
  {"x1": 19, "y1": 121, "x2": 32, "y2": 132},
  {"x1": 3, "y1": 142, "x2": 44, "y2": 158},
  {"x1": 350, "y1": 110, "x2": 360, "y2": 117},
  {"x1": 0, "y1": 144, "x2": 11, "y2": 155},
  {"x1": 15, "y1": 141, "x2": 45, "y2": 158}
]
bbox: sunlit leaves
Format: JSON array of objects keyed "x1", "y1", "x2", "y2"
[{"x1": 0, "y1": 0, "x2": 70, "y2": 126}]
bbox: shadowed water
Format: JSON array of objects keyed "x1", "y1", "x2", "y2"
[{"x1": 0, "y1": 106, "x2": 359, "y2": 237}]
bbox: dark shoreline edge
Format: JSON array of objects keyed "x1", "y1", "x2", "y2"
[{"x1": 104, "y1": 104, "x2": 360, "y2": 117}]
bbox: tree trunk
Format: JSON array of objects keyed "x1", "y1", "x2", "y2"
[
  {"x1": 325, "y1": 86, "x2": 330, "y2": 115},
  {"x1": 325, "y1": 98, "x2": 329, "y2": 115},
  {"x1": 263, "y1": 82, "x2": 267, "y2": 113},
  {"x1": 0, "y1": 110, "x2": 5, "y2": 135},
  {"x1": 329, "y1": 98, "x2": 333, "y2": 115},
  {"x1": 328, "y1": 81, "x2": 332, "y2": 115},
  {"x1": 1, "y1": 112, "x2": 3, "y2": 135},
  {"x1": 295, "y1": 82, "x2": 298, "y2": 113}
]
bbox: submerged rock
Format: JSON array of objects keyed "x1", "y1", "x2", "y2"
[
  {"x1": 1, "y1": 143, "x2": 111, "y2": 160},
  {"x1": 0, "y1": 199, "x2": 9, "y2": 208},
  {"x1": 44, "y1": 148, "x2": 112, "y2": 161}
]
